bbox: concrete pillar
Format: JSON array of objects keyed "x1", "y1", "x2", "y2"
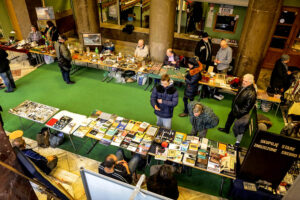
[
  {"x1": 5, "y1": 0, "x2": 32, "y2": 40},
  {"x1": 72, "y1": 0, "x2": 100, "y2": 44},
  {"x1": 234, "y1": 0, "x2": 283, "y2": 78},
  {"x1": 149, "y1": 0, "x2": 177, "y2": 62}
]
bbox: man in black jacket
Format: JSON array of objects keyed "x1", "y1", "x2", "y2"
[
  {"x1": 269, "y1": 54, "x2": 292, "y2": 94},
  {"x1": 0, "y1": 49, "x2": 16, "y2": 93},
  {"x1": 194, "y1": 32, "x2": 212, "y2": 70},
  {"x1": 218, "y1": 74, "x2": 257, "y2": 134}
]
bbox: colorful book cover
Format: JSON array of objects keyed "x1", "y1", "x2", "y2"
[
  {"x1": 131, "y1": 121, "x2": 142, "y2": 132},
  {"x1": 132, "y1": 132, "x2": 145, "y2": 143},
  {"x1": 142, "y1": 135, "x2": 154, "y2": 142},
  {"x1": 46, "y1": 118, "x2": 58, "y2": 126},
  {"x1": 111, "y1": 136, "x2": 124, "y2": 147},
  {"x1": 125, "y1": 120, "x2": 136, "y2": 131},
  {"x1": 106, "y1": 128, "x2": 118, "y2": 136},
  {"x1": 168, "y1": 150, "x2": 183, "y2": 163},
  {"x1": 138, "y1": 122, "x2": 150, "y2": 132},
  {"x1": 73, "y1": 126, "x2": 91, "y2": 138},
  {"x1": 169, "y1": 143, "x2": 181, "y2": 151},
  {"x1": 188, "y1": 143, "x2": 199, "y2": 155},
  {"x1": 196, "y1": 149, "x2": 208, "y2": 169},
  {"x1": 136, "y1": 141, "x2": 152, "y2": 155},
  {"x1": 174, "y1": 132, "x2": 186, "y2": 144},
  {"x1": 183, "y1": 153, "x2": 196, "y2": 167},
  {"x1": 146, "y1": 126, "x2": 158, "y2": 136},
  {"x1": 180, "y1": 141, "x2": 190, "y2": 152},
  {"x1": 127, "y1": 142, "x2": 139, "y2": 152},
  {"x1": 155, "y1": 147, "x2": 168, "y2": 161},
  {"x1": 208, "y1": 140, "x2": 218, "y2": 149}
]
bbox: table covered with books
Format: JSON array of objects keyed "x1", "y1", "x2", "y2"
[{"x1": 9, "y1": 100, "x2": 237, "y2": 182}]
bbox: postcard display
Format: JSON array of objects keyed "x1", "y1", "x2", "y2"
[
  {"x1": 9, "y1": 100, "x2": 59, "y2": 123},
  {"x1": 239, "y1": 129, "x2": 300, "y2": 188}
]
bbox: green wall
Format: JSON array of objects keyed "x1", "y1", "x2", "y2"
[
  {"x1": 0, "y1": 0, "x2": 14, "y2": 39},
  {"x1": 204, "y1": 4, "x2": 247, "y2": 41},
  {"x1": 283, "y1": 0, "x2": 300, "y2": 7},
  {"x1": 45, "y1": 0, "x2": 71, "y2": 13}
]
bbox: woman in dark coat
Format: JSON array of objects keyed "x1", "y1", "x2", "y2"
[
  {"x1": 179, "y1": 58, "x2": 202, "y2": 117},
  {"x1": 147, "y1": 165, "x2": 179, "y2": 200},
  {"x1": 43, "y1": 21, "x2": 59, "y2": 42}
]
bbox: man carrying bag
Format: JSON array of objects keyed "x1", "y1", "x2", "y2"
[{"x1": 54, "y1": 35, "x2": 75, "y2": 84}]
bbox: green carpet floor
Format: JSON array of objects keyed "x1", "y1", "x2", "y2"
[{"x1": 0, "y1": 63, "x2": 284, "y2": 198}]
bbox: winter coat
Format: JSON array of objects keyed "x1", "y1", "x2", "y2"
[
  {"x1": 163, "y1": 53, "x2": 180, "y2": 69},
  {"x1": 0, "y1": 49, "x2": 10, "y2": 73},
  {"x1": 270, "y1": 59, "x2": 290, "y2": 91},
  {"x1": 184, "y1": 66, "x2": 202, "y2": 98},
  {"x1": 188, "y1": 101, "x2": 219, "y2": 132},
  {"x1": 232, "y1": 84, "x2": 257, "y2": 119},
  {"x1": 194, "y1": 39, "x2": 212, "y2": 65},
  {"x1": 151, "y1": 80, "x2": 178, "y2": 118}
]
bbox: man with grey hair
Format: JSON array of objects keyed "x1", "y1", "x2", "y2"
[
  {"x1": 134, "y1": 39, "x2": 149, "y2": 58},
  {"x1": 218, "y1": 74, "x2": 257, "y2": 144},
  {"x1": 214, "y1": 39, "x2": 232, "y2": 73},
  {"x1": 269, "y1": 54, "x2": 292, "y2": 94}
]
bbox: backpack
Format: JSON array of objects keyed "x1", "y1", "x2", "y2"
[
  {"x1": 36, "y1": 127, "x2": 50, "y2": 148},
  {"x1": 49, "y1": 131, "x2": 64, "y2": 148}
]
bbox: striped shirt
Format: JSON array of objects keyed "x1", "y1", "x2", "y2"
[{"x1": 98, "y1": 163, "x2": 132, "y2": 184}]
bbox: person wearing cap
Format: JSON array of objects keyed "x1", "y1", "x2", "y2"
[
  {"x1": 195, "y1": 32, "x2": 212, "y2": 70},
  {"x1": 134, "y1": 39, "x2": 149, "y2": 58},
  {"x1": 27, "y1": 25, "x2": 42, "y2": 42},
  {"x1": 214, "y1": 39, "x2": 232, "y2": 73},
  {"x1": 218, "y1": 74, "x2": 257, "y2": 142},
  {"x1": 163, "y1": 49, "x2": 180, "y2": 69},
  {"x1": 12, "y1": 137, "x2": 58, "y2": 174},
  {"x1": 179, "y1": 58, "x2": 202, "y2": 117},
  {"x1": 54, "y1": 35, "x2": 75, "y2": 84},
  {"x1": 187, "y1": 101, "x2": 219, "y2": 137},
  {"x1": 269, "y1": 54, "x2": 292, "y2": 94}
]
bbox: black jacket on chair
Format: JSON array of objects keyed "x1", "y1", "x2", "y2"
[
  {"x1": 232, "y1": 84, "x2": 257, "y2": 119},
  {"x1": 270, "y1": 59, "x2": 290, "y2": 91}
]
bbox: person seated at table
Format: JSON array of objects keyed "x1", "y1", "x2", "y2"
[
  {"x1": 98, "y1": 149, "x2": 141, "y2": 184},
  {"x1": 163, "y1": 48, "x2": 180, "y2": 69},
  {"x1": 27, "y1": 25, "x2": 42, "y2": 42},
  {"x1": 0, "y1": 48, "x2": 16, "y2": 93},
  {"x1": 134, "y1": 39, "x2": 149, "y2": 58},
  {"x1": 179, "y1": 58, "x2": 202, "y2": 117},
  {"x1": 43, "y1": 20, "x2": 59, "y2": 42},
  {"x1": 12, "y1": 137, "x2": 58, "y2": 174},
  {"x1": 187, "y1": 101, "x2": 219, "y2": 137},
  {"x1": 147, "y1": 164, "x2": 179, "y2": 200}
]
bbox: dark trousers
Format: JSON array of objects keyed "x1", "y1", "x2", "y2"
[
  {"x1": 183, "y1": 96, "x2": 194, "y2": 114},
  {"x1": 60, "y1": 68, "x2": 71, "y2": 83},
  {"x1": 224, "y1": 111, "x2": 236, "y2": 131}
]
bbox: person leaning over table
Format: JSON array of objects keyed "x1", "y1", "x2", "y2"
[
  {"x1": 179, "y1": 57, "x2": 202, "y2": 117},
  {"x1": 151, "y1": 74, "x2": 178, "y2": 129},
  {"x1": 134, "y1": 39, "x2": 149, "y2": 58},
  {"x1": 12, "y1": 137, "x2": 58, "y2": 174},
  {"x1": 163, "y1": 48, "x2": 180, "y2": 69},
  {"x1": 218, "y1": 74, "x2": 257, "y2": 144},
  {"x1": 0, "y1": 48, "x2": 16, "y2": 93},
  {"x1": 54, "y1": 35, "x2": 75, "y2": 84},
  {"x1": 27, "y1": 25, "x2": 42, "y2": 42},
  {"x1": 98, "y1": 149, "x2": 141, "y2": 184},
  {"x1": 187, "y1": 101, "x2": 219, "y2": 138}
]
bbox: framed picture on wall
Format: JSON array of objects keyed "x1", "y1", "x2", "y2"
[
  {"x1": 213, "y1": 14, "x2": 238, "y2": 33},
  {"x1": 36, "y1": 7, "x2": 55, "y2": 20},
  {"x1": 82, "y1": 33, "x2": 102, "y2": 46}
]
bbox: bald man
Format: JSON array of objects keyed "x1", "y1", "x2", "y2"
[
  {"x1": 218, "y1": 74, "x2": 257, "y2": 143},
  {"x1": 214, "y1": 40, "x2": 232, "y2": 73},
  {"x1": 98, "y1": 149, "x2": 140, "y2": 184},
  {"x1": 134, "y1": 39, "x2": 149, "y2": 58},
  {"x1": 163, "y1": 48, "x2": 180, "y2": 69}
]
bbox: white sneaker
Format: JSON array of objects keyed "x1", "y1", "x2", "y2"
[{"x1": 214, "y1": 95, "x2": 224, "y2": 100}]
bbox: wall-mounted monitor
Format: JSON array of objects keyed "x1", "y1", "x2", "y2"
[
  {"x1": 36, "y1": 7, "x2": 55, "y2": 20},
  {"x1": 214, "y1": 14, "x2": 238, "y2": 33},
  {"x1": 82, "y1": 33, "x2": 102, "y2": 46}
]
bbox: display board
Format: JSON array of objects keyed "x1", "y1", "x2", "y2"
[
  {"x1": 80, "y1": 169, "x2": 171, "y2": 200},
  {"x1": 82, "y1": 33, "x2": 102, "y2": 46},
  {"x1": 239, "y1": 129, "x2": 300, "y2": 187},
  {"x1": 36, "y1": 7, "x2": 55, "y2": 20}
]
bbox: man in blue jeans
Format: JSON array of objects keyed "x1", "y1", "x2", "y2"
[
  {"x1": 98, "y1": 149, "x2": 140, "y2": 184},
  {"x1": 0, "y1": 49, "x2": 16, "y2": 93},
  {"x1": 151, "y1": 74, "x2": 178, "y2": 129}
]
